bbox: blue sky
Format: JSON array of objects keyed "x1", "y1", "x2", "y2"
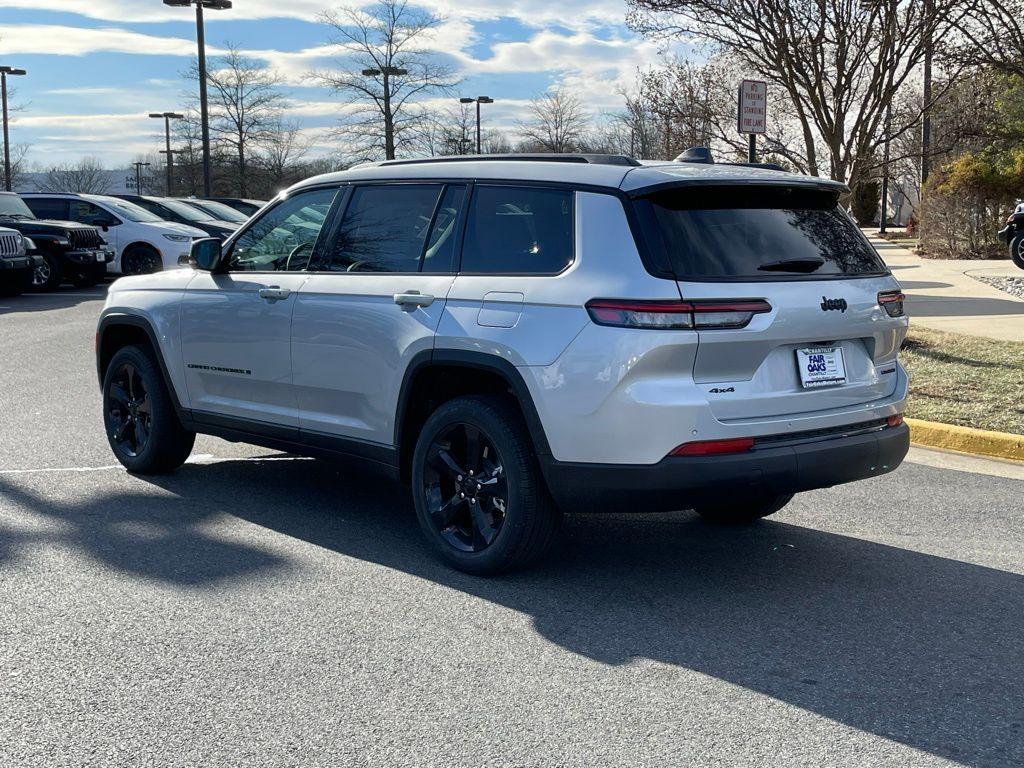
[{"x1": 0, "y1": 0, "x2": 670, "y2": 168}]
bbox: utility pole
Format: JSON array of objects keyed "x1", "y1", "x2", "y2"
[
  {"x1": 0, "y1": 66, "x2": 26, "y2": 192},
  {"x1": 921, "y1": 0, "x2": 933, "y2": 185},
  {"x1": 364, "y1": 66, "x2": 408, "y2": 160},
  {"x1": 150, "y1": 112, "x2": 184, "y2": 195},
  {"x1": 880, "y1": 100, "x2": 893, "y2": 234},
  {"x1": 163, "y1": 1, "x2": 232, "y2": 196}
]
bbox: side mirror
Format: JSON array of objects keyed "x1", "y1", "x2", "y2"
[{"x1": 189, "y1": 238, "x2": 223, "y2": 271}]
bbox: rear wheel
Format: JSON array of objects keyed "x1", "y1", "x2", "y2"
[
  {"x1": 1011, "y1": 234, "x2": 1024, "y2": 270},
  {"x1": 694, "y1": 492, "x2": 794, "y2": 524},
  {"x1": 30, "y1": 254, "x2": 62, "y2": 291},
  {"x1": 103, "y1": 345, "x2": 195, "y2": 473},
  {"x1": 121, "y1": 245, "x2": 162, "y2": 276},
  {"x1": 411, "y1": 395, "x2": 559, "y2": 575}
]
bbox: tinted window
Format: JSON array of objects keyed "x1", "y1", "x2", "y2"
[
  {"x1": 228, "y1": 186, "x2": 339, "y2": 272},
  {"x1": 24, "y1": 198, "x2": 68, "y2": 220},
  {"x1": 316, "y1": 184, "x2": 443, "y2": 273},
  {"x1": 68, "y1": 201, "x2": 118, "y2": 227},
  {"x1": 422, "y1": 185, "x2": 466, "y2": 273},
  {"x1": 462, "y1": 186, "x2": 573, "y2": 274},
  {"x1": 639, "y1": 186, "x2": 887, "y2": 279},
  {"x1": 95, "y1": 197, "x2": 162, "y2": 223}
]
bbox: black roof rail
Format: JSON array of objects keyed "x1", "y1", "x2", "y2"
[{"x1": 372, "y1": 153, "x2": 642, "y2": 168}]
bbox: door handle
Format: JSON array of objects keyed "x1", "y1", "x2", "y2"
[
  {"x1": 394, "y1": 291, "x2": 435, "y2": 310},
  {"x1": 258, "y1": 286, "x2": 291, "y2": 301}
]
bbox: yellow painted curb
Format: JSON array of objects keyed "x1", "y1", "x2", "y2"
[{"x1": 906, "y1": 418, "x2": 1024, "y2": 462}]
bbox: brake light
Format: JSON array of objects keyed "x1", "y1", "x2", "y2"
[
  {"x1": 878, "y1": 290, "x2": 905, "y2": 318},
  {"x1": 671, "y1": 437, "x2": 755, "y2": 456},
  {"x1": 887, "y1": 414, "x2": 904, "y2": 428},
  {"x1": 586, "y1": 298, "x2": 771, "y2": 330}
]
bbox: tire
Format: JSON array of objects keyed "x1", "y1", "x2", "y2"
[
  {"x1": 694, "y1": 492, "x2": 794, "y2": 524},
  {"x1": 411, "y1": 395, "x2": 560, "y2": 575},
  {"x1": 102, "y1": 344, "x2": 195, "y2": 474},
  {"x1": 121, "y1": 245, "x2": 163, "y2": 276},
  {"x1": 1011, "y1": 234, "x2": 1024, "y2": 271},
  {"x1": 0, "y1": 270, "x2": 30, "y2": 296},
  {"x1": 30, "y1": 253, "x2": 62, "y2": 291}
]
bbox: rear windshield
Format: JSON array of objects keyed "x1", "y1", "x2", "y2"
[{"x1": 636, "y1": 186, "x2": 887, "y2": 280}]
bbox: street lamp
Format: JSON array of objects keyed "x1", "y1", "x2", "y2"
[
  {"x1": 133, "y1": 162, "x2": 151, "y2": 194},
  {"x1": 163, "y1": 0, "x2": 232, "y2": 197},
  {"x1": 361, "y1": 66, "x2": 408, "y2": 160},
  {"x1": 460, "y1": 96, "x2": 493, "y2": 155},
  {"x1": 0, "y1": 66, "x2": 26, "y2": 192},
  {"x1": 150, "y1": 112, "x2": 185, "y2": 195}
]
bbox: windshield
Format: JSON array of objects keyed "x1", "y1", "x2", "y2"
[
  {"x1": 637, "y1": 186, "x2": 888, "y2": 279},
  {"x1": 93, "y1": 196, "x2": 164, "y2": 223},
  {"x1": 0, "y1": 194, "x2": 36, "y2": 219},
  {"x1": 186, "y1": 199, "x2": 247, "y2": 222},
  {"x1": 155, "y1": 198, "x2": 213, "y2": 223}
]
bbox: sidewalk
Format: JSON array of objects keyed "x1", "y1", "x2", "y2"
[{"x1": 866, "y1": 235, "x2": 1024, "y2": 342}]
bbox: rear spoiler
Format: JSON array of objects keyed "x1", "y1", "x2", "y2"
[{"x1": 627, "y1": 177, "x2": 850, "y2": 199}]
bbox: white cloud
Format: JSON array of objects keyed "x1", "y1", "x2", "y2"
[{"x1": 0, "y1": 25, "x2": 199, "y2": 57}]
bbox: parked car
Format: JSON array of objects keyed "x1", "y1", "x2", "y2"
[
  {"x1": 0, "y1": 192, "x2": 112, "y2": 290},
  {"x1": 0, "y1": 226, "x2": 36, "y2": 296},
  {"x1": 177, "y1": 198, "x2": 249, "y2": 224},
  {"x1": 998, "y1": 202, "x2": 1024, "y2": 269},
  {"x1": 201, "y1": 197, "x2": 266, "y2": 217},
  {"x1": 95, "y1": 152, "x2": 910, "y2": 575},
  {"x1": 22, "y1": 193, "x2": 206, "y2": 275},
  {"x1": 114, "y1": 194, "x2": 239, "y2": 240}
]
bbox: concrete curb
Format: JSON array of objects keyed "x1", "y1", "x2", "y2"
[{"x1": 907, "y1": 418, "x2": 1024, "y2": 462}]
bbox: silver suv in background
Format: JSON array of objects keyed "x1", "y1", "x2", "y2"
[{"x1": 95, "y1": 152, "x2": 909, "y2": 575}]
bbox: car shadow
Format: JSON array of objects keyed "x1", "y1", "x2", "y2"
[
  {"x1": 6, "y1": 457, "x2": 1011, "y2": 767},
  {"x1": 0, "y1": 283, "x2": 111, "y2": 315}
]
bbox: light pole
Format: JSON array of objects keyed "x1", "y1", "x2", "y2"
[
  {"x1": 150, "y1": 112, "x2": 184, "y2": 195},
  {"x1": 363, "y1": 66, "x2": 408, "y2": 160},
  {"x1": 133, "y1": 162, "x2": 151, "y2": 194},
  {"x1": 163, "y1": 0, "x2": 231, "y2": 197},
  {"x1": 0, "y1": 66, "x2": 26, "y2": 192},
  {"x1": 460, "y1": 96, "x2": 493, "y2": 154}
]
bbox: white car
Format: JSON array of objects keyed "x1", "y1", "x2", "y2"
[
  {"x1": 22, "y1": 193, "x2": 206, "y2": 275},
  {"x1": 95, "y1": 151, "x2": 910, "y2": 575}
]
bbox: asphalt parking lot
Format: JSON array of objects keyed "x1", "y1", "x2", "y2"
[{"x1": 2, "y1": 285, "x2": 1024, "y2": 767}]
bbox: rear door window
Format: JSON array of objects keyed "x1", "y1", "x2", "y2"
[
  {"x1": 461, "y1": 186, "x2": 574, "y2": 274},
  {"x1": 24, "y1": 198, "x2": 69, "y2": 220},
  {"x1": 636, "y1": 186, "x2": 887, "y2": 279}
]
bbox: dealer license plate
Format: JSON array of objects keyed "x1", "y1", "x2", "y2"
[{"x1": 796, "y1": 346, "x2": 847, "y2": 388}]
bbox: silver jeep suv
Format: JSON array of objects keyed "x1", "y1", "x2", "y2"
[{"x1": 96, "y1": 153, "x2": 909, "y2": 574}]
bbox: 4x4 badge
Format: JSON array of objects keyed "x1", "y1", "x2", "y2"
[{"x1": 820, "y1": 297, "x2": 848, "y2": 313}]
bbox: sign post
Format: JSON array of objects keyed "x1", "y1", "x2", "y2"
[{"x1": 737, "y1": 79, "x2": 767, "y2": 163}]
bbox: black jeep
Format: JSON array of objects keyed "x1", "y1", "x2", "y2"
[
  {"x1": 0, "y1": 192, "x2": 113, "y2": 290},
  {"x1": 998, "y1": 205, "x2": 1024, "y2": 270}
]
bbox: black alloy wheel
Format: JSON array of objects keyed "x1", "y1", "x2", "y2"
[
  {"x1": 122, "y1": 246, "x2": 162, "y2": 276},
  {"x1": 106, "y1": 361, "x2": 152, "y2": 458},
  {"x1": 1012, "y1": 234, "x2": 1024, "y2": 270},
  {"x1": 422, "y1": 422, "x2": 508, "y2": 553}
]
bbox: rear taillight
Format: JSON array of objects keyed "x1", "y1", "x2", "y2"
[
  {"x1": 670, "y1": 437, "x2": 755, "y2": 456},
  {"x1": 887, "y1": 414, "x2": 904, "y2": 428},
  {"x1": 586, "y1": 298, "x2": 771, "y2": 330},
  {"x1": 878, "y1": 290, "x2": 905, "y2": 318}
]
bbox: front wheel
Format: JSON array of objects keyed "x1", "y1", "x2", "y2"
[
  {"x1": 121, "y1": 246, "x2": 163, "y2": 276},
  {"x1": 1011, "y1": 234, "x2": 1024, "y2": 270},
  {"x1": 411, "y1": 395, "x2": 560, "y2": 575},
  {"x1": 694, "y1": 492, "x2": 794, "y2": 524},
  {"x1": 103, "y1": 345, "x2": 195, "y2": 473},
  {"x1": 30, "y1": 254, "x2": 62, "y2": 291}
]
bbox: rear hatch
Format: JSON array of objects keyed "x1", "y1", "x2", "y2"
[{"x1": 634, "y1": 183, "x2": 906, "y2": 422}]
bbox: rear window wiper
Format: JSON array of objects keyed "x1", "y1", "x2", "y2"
[{"x1": 757, "y1": 257, "x2": 826, "y2": 273}]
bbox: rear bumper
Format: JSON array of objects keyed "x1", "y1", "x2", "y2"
[{"x1": 540, "y1": 422, "x2": 909, "y2": 513}]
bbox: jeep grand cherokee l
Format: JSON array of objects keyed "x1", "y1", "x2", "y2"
[{"x1": 95, "y1": 153, "x2": 910, "y2": 575}]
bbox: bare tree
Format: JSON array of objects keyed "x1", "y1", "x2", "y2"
[
  {"x1": 414, "y1": 102, "x2": 476, "y2": 156},
  {"x1": 3, "y1": 142, "x2": 31, "y2": 191},
  {"x1": 255, "y1": 120, "x2": 314, "y2": 193},
  {"x1": 518, "y1": 89, "x2": 591, "y2": 153},
  {"x1": 628, "y1": 0, "x2": 964, "y2": 185},
  {"x1": 192, "y1": 46, "x2": 287, "y2": 197},
  {"x1": 41, "y1": 157, "x2": 111, "y2": 194},
  {"x1": 309, "y1": 0, "x2": 459, "y2": 161},
  {"x1": 954, "y1": 0, "x2": 1024, "y2": 77}
]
